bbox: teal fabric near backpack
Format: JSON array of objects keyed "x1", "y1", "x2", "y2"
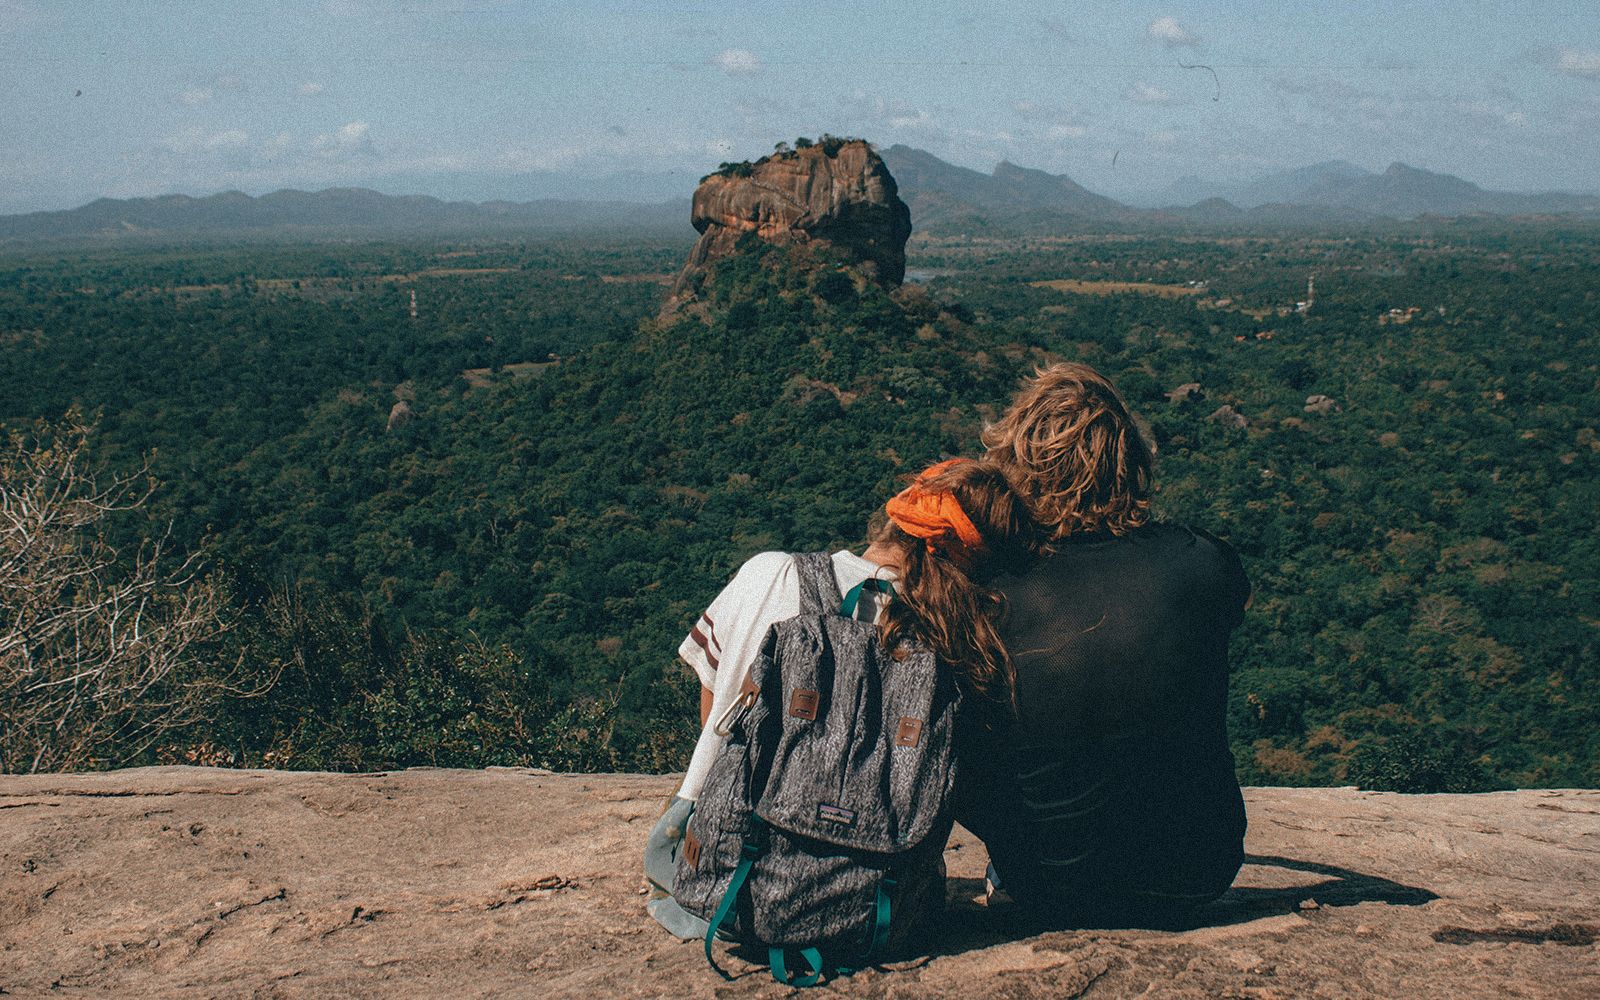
[{"x1": 672, "y1": 553, "x2": 960, "y2": 985}]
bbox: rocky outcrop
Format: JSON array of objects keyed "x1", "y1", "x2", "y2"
[
  {"x1": 666, "y1": 140, "x2": 912, "y2": 310},
  {"x1": 386, "y1": 399, "x2": 414, "y2": 432},
  {"x1": 2, "y1": 767, "x2": 1596, "y2": 998},
  {"x1": 1209, "y1": 404, "x2": 1249, "y2": 429}
]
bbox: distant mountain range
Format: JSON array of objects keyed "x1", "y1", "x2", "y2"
[
  {"x1": 0, "y1": 188, "x2": 689, "y2": 245},
  {"x1": 1157, "y1": 160, "x2": 1374, "y2": 209},
  {"x1": 880, "y1": 145, "x2": 1599, "y2": 231},
  {"x1": 1154, "y1": 160, "x2": 1600, "y2": 219},
  {"x1": 3, "y1": 147, "x2": 1597, "y2": 246}
]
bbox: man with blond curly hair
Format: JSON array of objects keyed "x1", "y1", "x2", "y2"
[{"x1": 961, "y1": 362, "x2": 1251, "y2": 926}]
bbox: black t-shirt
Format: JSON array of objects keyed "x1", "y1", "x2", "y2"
[{"x1": 956, "y1": 522, "x2": 1250, "y2": 910}]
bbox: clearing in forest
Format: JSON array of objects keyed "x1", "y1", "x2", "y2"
[{"x1": 1030, "y1": 278, "x2": 1205, "y2": 298}]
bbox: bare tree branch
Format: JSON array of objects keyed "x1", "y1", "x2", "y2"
[{"x1": 1, "y1": 413, "x2": 267, "y2": 773}]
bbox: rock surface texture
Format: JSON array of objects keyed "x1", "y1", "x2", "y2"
[
  {"x1": 1, "y1": 768, "x2": 1596, "y2": 998},
  {"x1": 666, "y1": 141, "x2": 912, "y2": 308}
]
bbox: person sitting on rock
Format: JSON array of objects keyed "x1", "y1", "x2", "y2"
[
  {"x1": 643, "y1": 457, "x2": 1037, "y2": 939},
  {"x1": 962, "y1": 361, "x2": 1252, "y2": 925}
]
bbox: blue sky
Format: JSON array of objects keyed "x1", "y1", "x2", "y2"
[{"x1": 3, "y1": 1, "x2": 1598, "y2": 212}]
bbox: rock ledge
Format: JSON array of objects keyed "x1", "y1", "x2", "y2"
[{"x1": 1, "y1": 767, "x2": 1596, "y2": 998}]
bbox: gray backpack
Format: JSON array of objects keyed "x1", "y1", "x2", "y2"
[{"x1": 673, "y1": 552, "x2": 961, "y2": 986}]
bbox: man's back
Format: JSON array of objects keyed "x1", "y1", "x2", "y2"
[{"x1": 957, "y1": 522, "x2": 1250, "y2": 917}]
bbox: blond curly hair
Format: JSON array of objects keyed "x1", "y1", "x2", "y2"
[{"x1": 982, "y1": 362, "x2": 1153, "y2": 541}]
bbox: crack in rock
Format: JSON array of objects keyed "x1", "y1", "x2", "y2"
[{"x1": 219, "y1": 888, "x2": 287, "y2": 920}]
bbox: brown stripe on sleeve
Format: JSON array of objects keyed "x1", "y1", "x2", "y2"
[{"x1": 689, "y1": 625, "x2": 720, "y2": 669}]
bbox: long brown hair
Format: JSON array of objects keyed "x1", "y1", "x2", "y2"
[
  {"x1": 871, "y1": 458, "x2": 1035, "y2": 709},
  {"x1": 982, "y1": 362, "x2": 1153, "y2": 542}
]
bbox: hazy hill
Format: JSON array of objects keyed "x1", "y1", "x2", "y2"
[
  {"x1": 0, "y1": 187, "x2": 690, "y2": 244},
  {"x1": 880, "y1": 144, "x2": 1137, "y2": 232},
  {"x1": 1157, "y1": 160, "x2": 1599, "y2": 220},
  {"x1": 1298, "y1": 162, "x2": 1600, "y2": 218},
  {"x1": 884, "y1": 146, "x2": 1598, "y2": 227},
  {"x1": 1158, "y1": 161, "x2": 1374, "y2": 209}
]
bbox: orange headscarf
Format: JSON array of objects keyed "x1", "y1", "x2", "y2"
[{"x1": 885, "y1": 459, "x2": 987, "y2": 569}]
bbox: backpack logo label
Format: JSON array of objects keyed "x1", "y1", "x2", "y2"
[
  {"x1": 895, "y1": 717, "x2": 924, "y2": 747},
  {"x1": 817, "y1": 803, "x2": 857, "y2": 827},
  {"x1": 789, "y1": 688, "x2": 819, "y2": 720}
]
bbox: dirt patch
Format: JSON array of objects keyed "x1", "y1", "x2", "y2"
[
  {"x1": 1433, "y1": 923, "x2": 1596, "y2": 946},
  {"x1": 460, "y1": 360, "x2": 559, "y2": 390},
  {"x1": 1030, "y1": 279, "x2": 1205, "y2": 298}
]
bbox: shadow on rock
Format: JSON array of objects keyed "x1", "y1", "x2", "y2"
[
  {"x1": 928, "y1": 854, "x2": 1438, "y2": 956},
  {"x1": 1204, "y1": 853, "x2": 1440, "y2": 924}
]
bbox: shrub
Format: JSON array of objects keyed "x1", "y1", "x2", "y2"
[{"x1": 1347, "y1": 728, "x2": 1491, "y2": 793}]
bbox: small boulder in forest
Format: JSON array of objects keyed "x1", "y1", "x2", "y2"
[
  {"x1": 1209, "y1": 404, "x2": 1248, "y2": 429},
  {"x1": 387, "y1": 400, "x2": 414, "y2": 432}
]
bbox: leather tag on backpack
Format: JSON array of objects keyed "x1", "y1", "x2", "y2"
[
  {"x1": 738, "y1": 674, "x2": 760, "y2": 701},
  {"x1": 817, "y1": 803, "x2": 857, "y2": 828},
  {"x1": 789, "y1": 689, "x2": 819, "y2": 720},
  {"x1": 682, "y1": 829, "x2": 702, "y2": 869},
  {"x1": 895, "y1": 717, "x2": 924, "y2": 747}
]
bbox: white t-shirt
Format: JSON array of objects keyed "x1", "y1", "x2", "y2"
[{"x1": 676, "y1": 549, "x2": 895, "y2": 801}]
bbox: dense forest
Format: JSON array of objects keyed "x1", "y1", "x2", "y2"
[{"x1": 2, "y1": 222, "x2": 1596, "y2": 788}]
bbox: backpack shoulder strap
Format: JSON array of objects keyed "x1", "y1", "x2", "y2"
[{"x1": 789, "y1": 552, "x2": 839, "y2": 617}]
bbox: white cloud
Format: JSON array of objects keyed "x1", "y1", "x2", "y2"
[
  {"x1": 839, "y1": 92, "x2": 946, "y2": 140},
  {"x1": 1148, "y1": 16, "x2": 1198, "y2": 48},
  {"x1": 1127, "y1": 82, "x2": 1176, "y2": 105},
  {"x1": 887, "y1": 109, "x2": 937, "y2": 131},
  {"x1": 1012, "y1": 99, "x2": 1090, "y2": 140},
  {"x1": 1505, "y1": 111, "x2": 1528, "y2": 127},
  {"x1": 205, "y1": 129, "x2": 249, "y2": 150},
  {"x1": 178, "y1": 87, "x2": 213, "y2": 106},
  {"x1": 709, "y1": 48, "x2": 760, "y2": 76},
  {"x1": 312, "y1": 120, "x2": 376, "y2": 159},
  {"x1": 1556, "y1": 48, "x2": 1600, "y2": 79},
  {"x1": 1150, "y1": 130, "x2": 1179, "y2": 146},
  {"x1": 297, "y1": 81, "x2": 326, "y2": 97},
  {"x1": 481, "y1": 133, "x2": 707, "y2": 174},
  {"x1": 163, "y1": 127, "x2": 250, "y2": 154}
]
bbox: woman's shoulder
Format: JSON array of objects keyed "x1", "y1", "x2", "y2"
[
  {"x1": 731, "y1": 550, "x2": 798, "y2": 581},
  {"x1": 713, "y1": 552, "x2": 803, "y2": 603}
]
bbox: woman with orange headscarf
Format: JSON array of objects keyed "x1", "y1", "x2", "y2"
[{"x1": 644, "y1": 457, "x2": 1037, "y2": 938}]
